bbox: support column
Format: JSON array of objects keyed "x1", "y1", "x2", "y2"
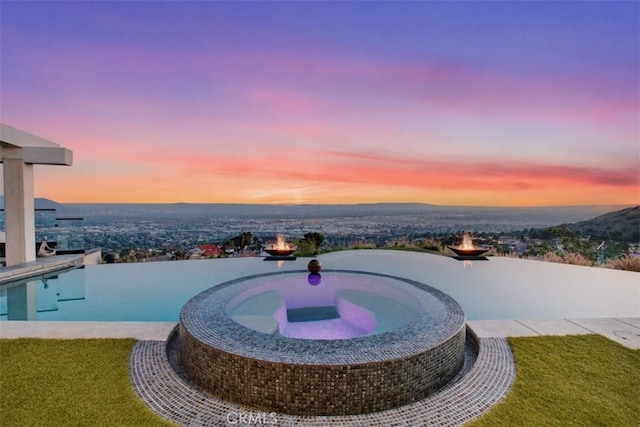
[{"x1": 3, "y1": 152, "x2": 35, "y2": 266}]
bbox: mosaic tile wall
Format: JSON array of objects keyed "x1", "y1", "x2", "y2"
[{"x1": 181, "y1": 325, "x2": 465, "y2": 415}]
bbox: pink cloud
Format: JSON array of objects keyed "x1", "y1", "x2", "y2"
[
  {"x1": 245, "y1": 88, "x2": 322, "y2": 115},
  {"x1": 234, "y1": 52, "x2": 636, "y2": 126},
  {"x1": 126, "y1": 146, "x2": 638, "y2": 195}
]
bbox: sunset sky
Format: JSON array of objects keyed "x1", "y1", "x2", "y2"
[{"x1": 1, "y1": 1, "x2": 638, "y2": 206}]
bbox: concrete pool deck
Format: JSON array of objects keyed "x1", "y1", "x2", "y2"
[
  {"x1": 0, "y1": 320, "x2": 177, "y2": 340},
  {"x1": 469, "y1": 317, "x2": 640, "y2": 349},
  {"x1": 1, "y1": 317, "x2": 638, "y2": 349}
]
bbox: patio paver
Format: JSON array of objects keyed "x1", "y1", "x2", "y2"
[
  {"x1": 568, "y1": 318, "x2": 640, "y2": 349},
  {"x1": 466, "y1": 319, "x2": 539, "y2": 338}
]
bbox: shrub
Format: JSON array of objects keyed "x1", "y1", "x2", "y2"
[
  {"x1": 418, "y1": 238, "x2": 443, "y2": 252},
  {"x1": 537, "y1": 252, "x2": 593, "y2": 266},
  {"x1": 562, "y1": 252, "x2": 594, "y2": 266},
  {"x1": 384, "y1": 238, "x2": 416, "y2": 249},
  {"x1": 537, "y1": 252, "x2": 565, "y2": 263},
  {"x1": 349, "y1": 241, "x2": 377, "y2": 250},
  {"x1": 603, "y1": 255, "x2": 640, "y2": 272},
  {"x1": 484, "y1": 247, "x2": 498, "y2": 257},
  {"x1": 294, "y1": 238, "x2": 317, "y2": 256},
  {"x1": 501, "y1": 252, "x2": 521, "y2": 258}
]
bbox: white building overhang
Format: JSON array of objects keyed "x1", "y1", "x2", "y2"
[
  {"x1": 0, "y1": 123, "x2": 74, "y2": 266},
  {"x1": 1, "y1": 124, "x2": 73, "y2": 166}
]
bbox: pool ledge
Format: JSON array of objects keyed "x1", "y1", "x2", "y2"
[
  {"x1": 0, "y1": 321, "x2": 177, "y2": 341},
  {"x1": 0, "y1": 252, "x2": 94, "y2": 285}
]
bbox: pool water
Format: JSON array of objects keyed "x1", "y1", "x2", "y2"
[
  {"x1": 287, "y1": 306, "x2": 339, "y2": 322},
  {"x1": 0, "y1": 250, "x2": 638, "y2": 321},
  {"x1": 226, "y1": 271, "x2": 426, "y2": 339}
]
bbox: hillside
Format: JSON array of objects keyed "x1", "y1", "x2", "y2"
[{"x1": 564, "y1": 206, "x2": 639, "y2": 242}]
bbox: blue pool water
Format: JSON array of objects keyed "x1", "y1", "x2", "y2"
[{"x1": 1, "y1": 250, "x2": 638, "y2": 321}]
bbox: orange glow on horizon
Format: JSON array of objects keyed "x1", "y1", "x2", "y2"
[
  {"x1": 32, "y1": 181, "x2": 638, "y2": 208},
  {"x1": 28, "y1": 150, "x2": 639, "y2": 207}
]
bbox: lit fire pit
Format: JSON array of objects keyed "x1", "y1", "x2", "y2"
[
  {"x1": 448, "y1": 232, "x2": 490, "y2": 260},
  {"x1": 264, "y1": 235, "x2": 297, "y2": 260}
]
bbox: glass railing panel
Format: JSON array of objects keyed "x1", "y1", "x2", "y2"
[
  {"x1": 55, "y1": 217, "x2": 85, "y2": 253},
  {"x1": 35, "y1": 209, "x2": 58, "y2": 243}
]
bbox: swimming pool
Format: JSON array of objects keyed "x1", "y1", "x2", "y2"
[{"x1": 1, "y1": 250, "x2": 638, "y2": 321}]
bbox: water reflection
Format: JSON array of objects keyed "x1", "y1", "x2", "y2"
[
  {"x1": 0, "y1": 267, "x2": 86, "y2": 320},
  {"x1": 307, "y1": 273, "x2": 322, "y2": 286}
]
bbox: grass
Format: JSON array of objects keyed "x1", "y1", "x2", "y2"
[
  {"x1": 1, "y1": 335, "x2": 638, "y2": 426},
  {"x1": 0, "y1": 338, "x2": 174, "y2": 427},
  {"x1": 468, "y1": 334, "x2": 640, "y2": 427}
]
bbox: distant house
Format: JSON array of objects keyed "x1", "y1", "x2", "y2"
[
  {"x1": 499, "y1": 237, "x2": 528, "y2": 255},
  {"x1": 191, "y1": 244, "x2": 222, "y2": 258},
  {"x1": 513, "y1": 242, "x2": 528, "y2": 255}
]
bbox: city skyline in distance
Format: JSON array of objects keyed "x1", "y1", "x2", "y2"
[{"x1": 1, "y1": 2, "x2": 638, "y2": 207}]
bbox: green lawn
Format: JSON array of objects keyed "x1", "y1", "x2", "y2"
[
  {"x1": 1, "y1": 335, "x2": 638, "y2": 426},
  {"x1": 0, "y1": 338, "x2": 173, "y2": 427},
  {"x1": 468, "y1": 334, "x2": 640, "y2": 426}
]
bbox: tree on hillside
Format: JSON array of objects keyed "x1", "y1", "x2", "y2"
[
  {"x1": 548, "y1": 225, "x2": 595, "y2": 260},
  {"x1": 304, "y1": 232, "x2": 324, "y2": 249},
  {"x1": 295, "y1": 232, "x2": 325, "y2": 256},
  {"x1": 224, "y1": 231, "x2": 253, "y2": 251}
]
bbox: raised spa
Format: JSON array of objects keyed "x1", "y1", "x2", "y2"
[{"x1": 179, "y1": 270, "x2": 466, "y2": 416}]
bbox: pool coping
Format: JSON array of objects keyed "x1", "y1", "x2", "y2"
[
  {"x1": 1, "y1": 317, "x2": 638, "y2": 349},
  {"x1": 0, "y1": 253, "x2": 86, "y2": 285}
]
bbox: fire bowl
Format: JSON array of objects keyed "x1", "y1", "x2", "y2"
[
  {"x1": 447, "y1": 246, "x2": 490, "y2": 258},
  {"x1": 264, "y1": 248, "x2": 296, "y2": 257}
]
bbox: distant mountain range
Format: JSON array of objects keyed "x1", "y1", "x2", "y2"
[
  {"x1": 21, "y1": 199, "x2": 634, "y2": 220},
  {"x1": 0, "y1": 196, "x2": 66, "y2": 210}
]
